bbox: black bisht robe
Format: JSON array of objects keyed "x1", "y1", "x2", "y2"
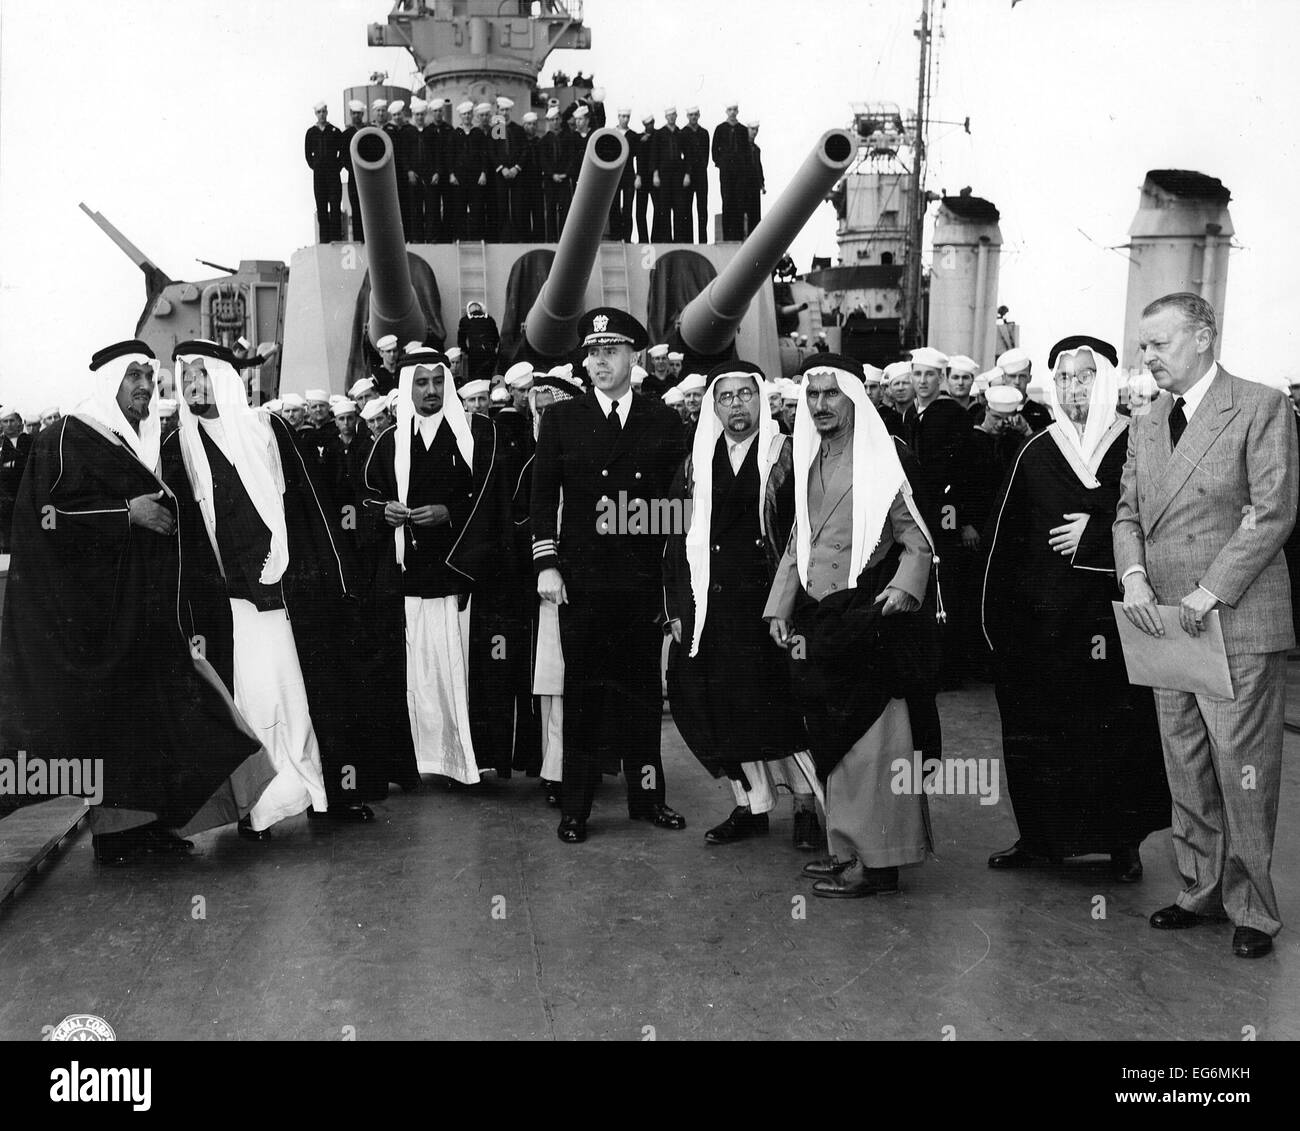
[
  {"x1": 0, "y1": 417, "x2": 272, "y2": 830},
  {"x1": 981, "y1": 425, "x2": 1170, "y2": 857},
  {"x1": 361, "y1": 413, "x2": 528, "y2": 775},
  {"x1": 663, "y1": 434, "x2": 807, "y2": 783},
  {"x1": 161, "y1": 413, "x2": 420, "y2": 801}
]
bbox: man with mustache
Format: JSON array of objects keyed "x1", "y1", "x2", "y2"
[{"x1": 0, "y1": 340, "x2": 275, "y2": 865}]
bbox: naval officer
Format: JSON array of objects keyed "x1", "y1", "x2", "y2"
[{"x1": 531, "y1": 308, "x2": 688, "y2": 842}]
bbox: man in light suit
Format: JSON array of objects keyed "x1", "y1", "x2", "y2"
[{"x1": 1115, "y1": 292, "x2": 1298, "y2": 959}]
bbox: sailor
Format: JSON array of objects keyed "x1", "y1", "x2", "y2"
[
  {"x1": 305, "y1": 387, "x2": 334, "y2": 440},
  {"x1": 361, "y1": 349, "x2": 523, "y2": 786},
  {"x1": 678, "y1": 371, "x2": 706, "y2": 427},
  {"x1": 609, "y1": 107, "x2": 637, "y2": 242},
  {"x1": 425, "y1": 98, "x2": 453, "y2": 243},
  {"x1": 304, "y1": 100, "x2": 344, "y2": 242},
  {"x1": 519, "y1": 110, "x2": 544, "y2": 242},
  {"x1": 361, "y1": 394, "x2": 392, "y2": 440},
  {"x1": 781, "y1": 382, "x2": 800, "y2": 434},
  {"x1": 539, "y1": 107, "x2": 571, "y2": 241},
  {"x1": 349, "y1": 376, "x2": 380, "y2": 409},
  {"x1": 385, "y1": 100, "x2": 413, "y2": 238},
  {"x1": 157, "y1": 397, "x2": 179, "y2": 438},
  {"x1": 982, "y1": 335, "x2": 1170, "y2": 881},
  {"x1": 741, "y1": 120, "x2": 765, "y2": 235},
  {"x1": 340, "y1": 99, "x2": 368, "y2": 241},
  {"x1": 371, "y1": 334, "x2": 401, "y2": 393},
  {"x1": 764, "y1": 354, "x2": 939, "y2": 897},
  {"x1": 711, "y1": 101, "x2": 752, "y2": 241},
  {"x1": 442, "y1": 101, "x2": 475, "y2": 241},
  {"x1": 663, "y1": 384, "x2": 689, "y2": 421},
  {"x1": 567, "y1": 105, "x2": 594, "y2": 194},
  {"x1": 531, "y1": 308, "x2": 689, "y2": 842},
  {"x1": 634, "y1": 113, "x2": 657, "y2": 244},
  {"x1": 975, "y1": 384, "x2": 1031, "y2": 477},
  {"x1": 945, "y1": 354, "x2": 980, "y2": 416},
  {"x1": 641, "y1": 343, "x2": 673, "y2": 399},
  {"x1": 663, "y1": 360, "x2": 820, "y2": 848},
  {"x1": 458, "y1": 102, "x2": 495, "y2": 241},
  {"x1": 457, "y1": 302, "x2": 501, "y2": 383},
  {"x1": 996, "y1": 347, "x2": 1053, "y2": 433},
  {"x1": 492, "y1": 96, "x2": 527, "y2": 242},
  {"x1": 321, "y1": 397, "x2": 370, "y2": 535},
  {"x1": 21, "y1": 412, "x2": 39, "y2": 436},
  {"x1": 371, "y1": 98, "x2": 389, "y2": 129},
  {"x1": 680, "y1": 106, "x2": 711, "y2": 243},
  {"x1": 667, "y1": 350, "x2": 684, "y2": 381},
  {"x1": 504, "y1": 361, "x2": 535, "y2": 416},
  {"x1": 39, "y1": 405, "x2": 62, "y2": 429},
  {"x1": 404, "y1": 98, "x2": 436, "y2": 243},
  {"x1": 903, "y1": 346, "x2": 972, "y2": 690},
  {"x1": 444, "y1": 345, "x2": 465, "y2": 382},
  {"x1": 881, "y1": 361, "x2": 912, "y2": 437},
  {"x1": 278, "y1": 391, "x2": 308, "y2": 432},
  {"x1": 0, "y1": 341, "x2": 275, "y2": 865},
  {"x1": 0, "y1": 403, "x2": 33, "y2": 551},
  {"x1": 652, "y1": 106, "x2": 691, "y2": 242}
]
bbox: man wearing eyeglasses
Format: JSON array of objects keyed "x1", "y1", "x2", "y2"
[{"x1": 663, "y1": 362, "x2": 819, "y2": 849}]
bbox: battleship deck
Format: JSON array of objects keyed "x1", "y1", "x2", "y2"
[{"x1": 1, "y1": 679, "x2": 1298, "y2": 1041}]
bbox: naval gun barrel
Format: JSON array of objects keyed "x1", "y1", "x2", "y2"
[
  {"x1": 524, "y1": 127, "x2": 630, "y2": 357},
  {"x1": 678, "y1": 129, "x2": 855, "y2": 356},
  {"x1": 350, "y1": 127, "x2": 425, "y2": 347}
]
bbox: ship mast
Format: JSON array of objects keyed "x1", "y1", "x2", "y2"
[{"x1": 902, "y1": 0, "x2": 935, "y2": 349}]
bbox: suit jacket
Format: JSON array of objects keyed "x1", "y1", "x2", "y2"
[
  {"x1": 530, "y1": 388, "x2": 686, "y2": 619},
  {"x1": 1113, "y1": 366, "x2": 1298, "y2": 654},
  {"x1": 764, "y1": 437, "x2": 932, "y2": 620}
]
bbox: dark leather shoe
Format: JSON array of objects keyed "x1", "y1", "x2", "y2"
[
  {"x1": 542, "y1": 779, "x2": 562, "y2": 806},
  {"x1": 237, "y1": 816, "x2": 272, "y2": 842},
  {"x1": 92, "y1": 831, "x2": 140, "y2": 867},
  {"x1": 813, "y1": 862, "x2": 899, "y2": 898},
  {"x1": 557, "y1": 816, "x2": 586, "y2": 844},
  {"x1": 1232, "y1": 926, "x2": 1273, "y2": 959},
  {"x1": 335, "y1": 804, "x2": 375, "y2": 823},
  {"x1": 802, "y1": 856, "x2": 853, "y2": 879},
  {"x1": 705, "y1": 807, "x2": 768, "y2": 844},
  {"x1": 1149, "y1": 904, "x2": 1223, "y2": 929},
  {"x1": 988, "y1": 842, "x2": 1037, "y2": 869},
  {"x1": 630, "y1": 803, "x2": 686, "y2": 830},
  {"x1": 792, "y1": 808, "x2": 822, "y2": 851},
  {"x1": 139, "y1": 825, "x2": 194, "y2": 855},
  {"x1": 1110, "y1": 846, "x2": 1143, "y2": 883}
]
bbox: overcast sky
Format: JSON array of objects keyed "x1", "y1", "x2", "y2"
[{"x1": 2, "y1": 0, "x2": 1297, "y2": 410}]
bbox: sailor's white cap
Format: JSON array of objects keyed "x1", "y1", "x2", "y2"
[
  {"x1": 997, "y1": 347, "x2": 1031, "y2": 375},
  {"x1": 445, "y1": 347, "x2": 463, "y2": 360},
  {"x1": 332, "y1": 399, "x2": 358, "y2": 418},
  {"x1": 313, "y1": 100, "x2": 327, "y2": 112},
  {"x1": 360, "y1": 398, "x2": 390, "y2": 422},
  {"x1": 946, "y1": 354, "x2": 979, "y2": 377},
  {"x1": 496, "y1": 96, "x2": 514, "y2": 110},
  {"x1": 375, "y1": 334, "x2": 399, "y2": 351},
  {"x1": 662, "y1": 387, "x2": 685, "y2": 405},
  {"x1": 883, "y1": 361, "x2": 912, "y2": 382},
  {"x1": 522, "y1": 111, "x2": 538, "y2": 124},
  {"x1": 647, "y1": 343, "x2": 669, "y2": 358},
  {"x1": 910, "y1": 346, "x2": 949, "y2": 369},
  {"x1": 861, "y1": 365, "x2": 884, "y2": 386},
  {"x1": 348, "y1": 100, "x2": 366, "y2": 113},
  {"x1": 456, "y1": 100, "x2": 475, "y2": 115},
  {"x1": 667, "y1": 351, "x2": 684, "y2": 362},
  {"x1": 305, "y1": 388, "x2": 330, "y2": 404},
  {"x1": 388, "y1": 99, "x2": 406, "y2": 115},
  {"x1": 410, "y1": 98, "x2": 428, "y2": 114},
  {"x1": 505, "y1": 361, "x2": 535, "y2": 389},
  {"x1": 459, "y1": 379, "x2": 490, "y2": 398},
  {"x1": 349, "y1": 377, "x2": 377, "y2": 398},
  {"x1": 280, "y1": 392, "x2": 306, "y2": 409},
  {"x1": 677, "y1": 373, "x2": 707, "y2": 393},
  {"x1": 985, "y1": 386, "x2": 1024, "y2": 413}
]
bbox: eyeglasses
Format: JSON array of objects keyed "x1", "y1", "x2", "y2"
[
  {"x1": 715, "y1": 388, "x2": 756, "y2": 406},
  {"x1": 1055, "y1": 367, "x2": 1096, "y2": 386}
]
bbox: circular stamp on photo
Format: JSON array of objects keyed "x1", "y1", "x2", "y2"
[{"x1": 50, "y1": 1014, "x2": 117, "y2": 1041}]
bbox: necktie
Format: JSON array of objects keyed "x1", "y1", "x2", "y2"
[
  {"x1": 1169, "y1": 397, "x2": 1187, "y2": 449},
  {"x1": 607, "y1": 401, "x2": 622, "y2": 433}
]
